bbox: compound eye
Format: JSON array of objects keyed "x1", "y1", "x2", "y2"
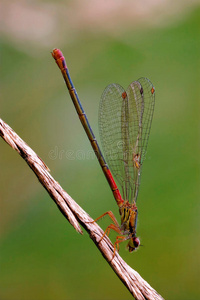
[{"x1": 133, "y1": 237, "x2": 140, "y2": 248}]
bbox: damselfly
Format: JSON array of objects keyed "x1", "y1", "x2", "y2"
[{"x1": 52, "y1": 49, "x2": 155, "y2": 257}]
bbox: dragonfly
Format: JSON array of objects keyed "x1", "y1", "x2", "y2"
[{"x1": 52, "y1": 48, "x2": 155, "y2": 257}]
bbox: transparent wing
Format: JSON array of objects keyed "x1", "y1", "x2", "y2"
[
  {"x1": 99, "y1": 83, "x2": 125, "y2": 192},
  {"x1": 99, "y1": 79, "x2": 155, "y2": 203},
  {"x1": 125, "y1": 77, "x2": 155, "y2": 202}
]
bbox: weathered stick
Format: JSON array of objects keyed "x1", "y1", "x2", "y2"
[{"x1": 0, "y1": 118, "x2": 164, "y2": 300}]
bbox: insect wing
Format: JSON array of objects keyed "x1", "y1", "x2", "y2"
[
  {"x1": 125, "y1": 77, "x2": 155, "y2": 202},
  {"x1": 99, "y1": 79, "x2": 155, "y2": 203},
  {"x1": 99, "y1": 83, "x2": 126, "y2": 195}
]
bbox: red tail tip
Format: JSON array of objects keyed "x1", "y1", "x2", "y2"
[{"x1": 51, "y1": 48, "x2": 63, "y2": 60}]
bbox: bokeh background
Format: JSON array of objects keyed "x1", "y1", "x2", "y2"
[{"x1": 0, "y1": 1, "x2": 199, "y2": 299}]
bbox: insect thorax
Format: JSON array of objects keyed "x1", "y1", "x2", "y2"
[{"x1": 119, "y1": 201, "x2": 138, "y2": 236}]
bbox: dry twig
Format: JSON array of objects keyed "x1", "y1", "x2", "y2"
[{"x1": 0, "y1": 118, "x2": 164, "y2": 300}]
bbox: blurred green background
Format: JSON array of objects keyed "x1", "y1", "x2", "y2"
[{"x1": 0, "y1": 1, "x2": 199, "y2": 299}]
